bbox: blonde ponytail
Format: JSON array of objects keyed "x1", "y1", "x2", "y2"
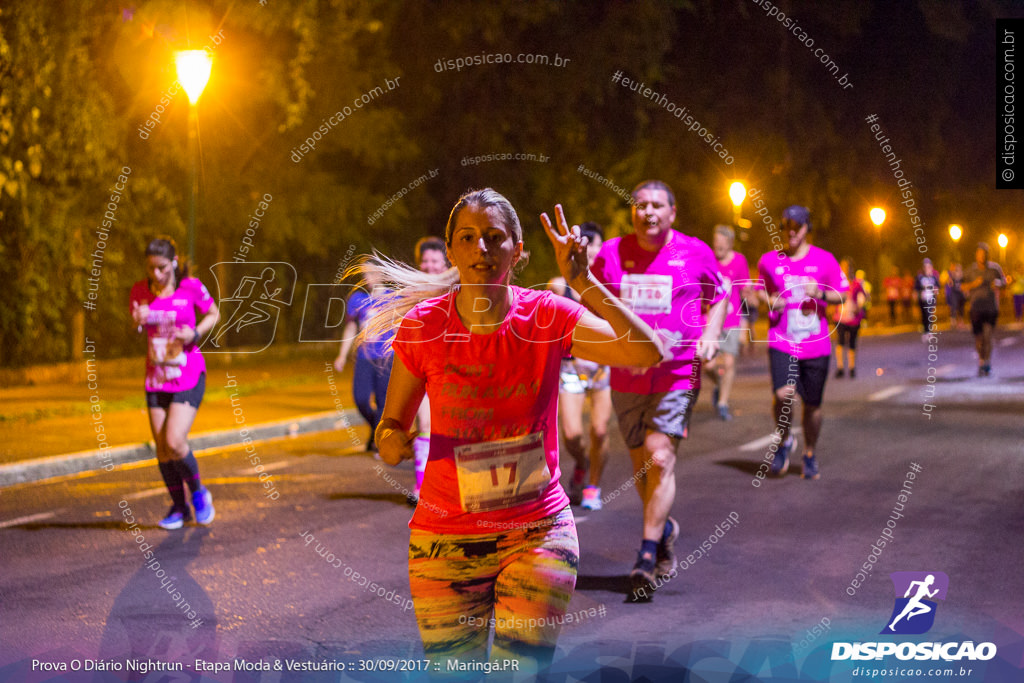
[{"x1": 353, "y1": 253, "x2": 460, "y2": 352}]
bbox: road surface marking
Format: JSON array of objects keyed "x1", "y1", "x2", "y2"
[
  {"x1": 739, "y1": 428, "x2": 803, "y2": 452},
  {"x1": 935, "y1": 364, "x2": 957, "y2": 377},
  {"x1": 869, "y1": 386, "x2": 906, "y2": 401},
  {"x1": 123, "y1": 487, "x2": 167, "y2": 500},
  {"x1": 0, "y1": 511, "x2": 56, "y2": 529},
  {"x1": 204, "y1": 475, "x2": 295, "y2": 485},
  {"x1": 234, "y1": 460, "x2": 290, "y2": 476},
  {"x1": 999, "y1": 337, "x2": 1017, "y2": 347}
]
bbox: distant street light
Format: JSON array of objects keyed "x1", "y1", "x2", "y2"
[
  {"x1": 998, "y1": 232, "x2": 1008, "y2": 263},
  {"x1": 175, "y1": 50, "x2": 213, "y2": 265},
  {"x1": 870, "y1": 207, "x2": 886, "y2": 284},
  {"x1": 949, "y1": 224, "x2": 963, "y2": 262},
  {"x1": 729, "y1": 181, "x2": 746, "y2": 209},
  {"x1": 870, "y1": 207, "x2": 886, "y2": 227},
  {"x1": 728, "y1": 181, "x2": 750, "y2": 240}
]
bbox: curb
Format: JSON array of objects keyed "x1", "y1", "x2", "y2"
[{"x1": 0, "y1": 409, "x2": 365, "y2": 488}]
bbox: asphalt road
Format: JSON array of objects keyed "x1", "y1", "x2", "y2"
[{"x1": 1, "y1": 328, "x2": 1021, "y2": 683}]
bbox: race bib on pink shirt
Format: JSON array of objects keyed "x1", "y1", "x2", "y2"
[
  {"x1": 786, "y1": 306, "x2": 819, "y2": 342},
  {"x1": 621, "y1": 274, "x2": 673, "y2": 314}
]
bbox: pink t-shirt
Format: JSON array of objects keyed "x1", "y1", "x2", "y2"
[
  {"x1": 130, "y1": 277, "x2": 215, "y2": 392},
  {"x1": 391, "y1": 287, "x2": 584, "y2": 534},
  {"x1": 834, "y1": 278, "x2": 866, "y2": 326},
  {"x1": 591, "y1": 230, "x2": 726, "y2": 393},
  {"x1": 757, "y1": 246, "x2": 849, "y2": 359},
  {"x1": 717, "y1": 251, "x2": 751, "y2": 330}
]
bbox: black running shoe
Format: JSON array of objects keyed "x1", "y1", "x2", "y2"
[
  {"x1": 655, "y1": 517, "x2": 680, "y2": 577},
  {"x1": 629, "y1": 553, "x2": 657, "y2": 602}
]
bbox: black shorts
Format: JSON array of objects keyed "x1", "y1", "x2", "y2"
[
  {"x1": 740, "y1": 298, "x2": 758, "y2": 325},
  {"x1": 970, "y1": 309, "x2": 997, "y2": 335},
  {"x1": 769, "y1": 349, "x2": 829, "y2": 407},
  {"x1": 146, "y1": 372, "x2": 206, "y2": 410},
  {"x1": 836, "y1": 322, "x2": 860, "y2": 350}
]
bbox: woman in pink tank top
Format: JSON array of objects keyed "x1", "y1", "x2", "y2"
[{"x1": 129, "y1": 237, "x2": 220, "y2": 530}]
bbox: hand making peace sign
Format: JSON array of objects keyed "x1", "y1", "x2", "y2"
[{"x1": 540, "y1": 204, "x2": 591, "y2": 287}]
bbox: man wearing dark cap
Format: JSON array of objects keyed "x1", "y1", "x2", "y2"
[
  {"x1": 914, "y1": 258, "x2": 941, "y2": 339},
  {"x1": 963, "y1": 243, "x2": 1006, "y2": 376},
  {"x1": 756, "y1": 206, "x2": 848, "y2": 481}
]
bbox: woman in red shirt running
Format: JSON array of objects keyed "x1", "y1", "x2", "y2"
[{"x1": 365, "y1": 189, "x2": 663, "y2": 673}]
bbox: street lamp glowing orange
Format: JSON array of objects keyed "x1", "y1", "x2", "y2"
[
  {"x1": 869, "y1": 208, "x2": 886, "y2": 286},
  {"x1": 729, "y1": 181, "x2": 746, "y2": 208},
  {"x1": 998, "y1": 233, "x2": 1008, "y2": 249},
  {"x1": 949, "y1": 224, "x2": 962, "y2": 242},
  {"x1": 175, "y1": 50, "x2": 212, "y2": 104},
  {"x1": 728, "y1": 181, "x2": 748, "y2": 236},
  {"x1": 175, "y1": 49, "x2": 213, "y2": 264}
]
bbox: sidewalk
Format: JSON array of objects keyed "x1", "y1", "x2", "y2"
[{"x1": 0, "y1": 343, "x2": 368, "y2": 487}]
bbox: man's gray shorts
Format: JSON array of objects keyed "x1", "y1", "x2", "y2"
[
  {"x1": 718, "y1": 327, "x2": 743, "y2": 357},
  {"x1": 611, "y1": 388, "x2": 698, "y2": 450}
]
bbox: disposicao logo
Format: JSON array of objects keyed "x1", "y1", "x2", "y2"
[
  {"x1": 882, "y1": 571, "x2": 948, "y2": 635},
  {"x1": 831, "y1": 571, "x2": 997, "y2": 663}
]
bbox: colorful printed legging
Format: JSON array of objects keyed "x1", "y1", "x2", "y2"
[{"x1": 408, "y1": 506, "x2": 578, "y2": 665}]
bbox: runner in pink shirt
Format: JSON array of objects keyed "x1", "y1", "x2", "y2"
[
  {"x1": 833, "y1": 258, "x2": 866, "y2": 379},
  {"x1": 364, "y1": 189, "x2": 664, "y2": 673},
  {"x1": 756, "y1": 206, "x2": 848, "y2": 481},
  {"x1": 591, "y1": 180, "x2": 727, "y2": 600},
  {"x1": 129, "y1": 237, "x2": 220, "y2": 529},
  {"x1": 702, "y1": 224, "x2": 752, "y2": 421}
]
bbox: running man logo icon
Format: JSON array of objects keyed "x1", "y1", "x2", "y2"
[
  {"x1": 205, "y1": 262, "x2": 297, "y2": 353},
  {"x1": 881, "y1": 571, "x2": 949, "y2": 635}
]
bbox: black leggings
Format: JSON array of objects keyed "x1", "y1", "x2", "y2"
[{"x1": 919, "y1": 305, "x2": 935, "y2": 333}]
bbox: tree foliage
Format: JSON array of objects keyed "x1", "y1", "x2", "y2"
[{"x1": 1, "y1": 0, "x2": 1019, "y2": 366}]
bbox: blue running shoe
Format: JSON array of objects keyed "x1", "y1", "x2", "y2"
[
  {"x1": 581, "y1": 486, "x2": 603, "y2": 510},
  {"x1": 770, "y1": 435, "x2": 794, "y2": 477},
  {"x1": 159, "y1": 506, "x2": 192, "y2": 530},
  {"x1": 192, "y1": 487, "x2": 215, "y2": 525},
  {"x1": 802, "y1": 454, "x2": 820, "y2": 480}
]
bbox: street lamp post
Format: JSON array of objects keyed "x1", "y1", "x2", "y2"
[
  {"x1": 870, "y1": 207, "x2": 886, "y2": 286},
  {"x1": 998, "y1": 232, "x2": 1008, "y2": 263},
  {"x1": 949, "y1": 224, "x2": 962, "y2": 263},
  {"x1": 728, "y1": 181, "x2": 750, "y2": 242},
  {"x1": 175, "y1": 50, "x2": 213, "y2": 265}
]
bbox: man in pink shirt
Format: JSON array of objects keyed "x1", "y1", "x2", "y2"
[
  {"x1": 591, "y1": 180, "x2": 727, "y2": 599},
  {"x1": 757, "y1": 206, "x2": 848, "y2": 481}
]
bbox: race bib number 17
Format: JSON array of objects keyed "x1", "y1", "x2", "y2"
[{"x1": 454, "y1": 432, "x2": 550, "y2": 513}]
